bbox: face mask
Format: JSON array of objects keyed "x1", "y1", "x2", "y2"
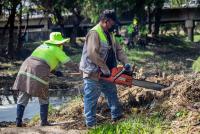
[{"x1": 108, "y1": 25, "x2": 116, "y2": 33}]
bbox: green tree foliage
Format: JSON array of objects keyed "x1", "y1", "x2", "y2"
[
  {"x1": 82, "y1": 0, "x2": 139, "y2": 23},
  {"x1": 81, "y1": 0, "x2": 165, "y2": 24},
  {"x1": 0, "y1": 0, "x2": 171, "y2": 57},
  {"x1": 170, "y1": 0, "x2": 188, "y2": 7},
  {"x1": 31, "y1": 0, "x2": 84, "y2": 44}
]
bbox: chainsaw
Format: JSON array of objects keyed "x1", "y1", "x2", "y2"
[{"x1": 99, "y1": 66, "x2": 175, "y2": 91}]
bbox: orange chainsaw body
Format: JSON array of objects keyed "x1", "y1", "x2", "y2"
[
  {"x1": 99, "y1": 67, "x2": 174, "y2": 91},
  {"x1": 100, "y1": 67, "x2": 133, "y2": 87}
]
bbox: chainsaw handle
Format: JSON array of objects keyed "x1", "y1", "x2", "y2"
[{"x1": 113, "y1": 68, "x2": 126, "y2": 81}]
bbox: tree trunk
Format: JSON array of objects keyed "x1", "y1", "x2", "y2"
[
  {"x1": 2, "y1": 16, "x2": 10, "y2": 45},
  {"x1": 16, "y1": 2, "x2": 22, "y2": 54},
  {"x1": 0, "y1": 2, "x2": 2, "y2": 16},
  {"x1": 54, "y1": 8, "x2": 65, "y2": 36},
  {"x1": 70, "y1": 23, "x2": 78, "y2": 46},
  {"x1": 147, "y1": 5, "x2": 152, "y2": 34},
  {"x1": 22, "y1": 12, "x2": 29, "y2": 42},
  {"x1": 7, "y1": 3, "x2": 17, "y2": 58},
  {"x1": 70, "y1": 11, "x2": 83, "y2": 46},
  {"x1": 135, "y1": 0, "x2": 145, "y2": 23},
  {"x1": 152, "y1": 7, "x2": 162, "y2": 37}
]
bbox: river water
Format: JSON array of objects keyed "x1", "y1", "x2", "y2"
[{"x1": 0, "y1": 96, "x2": 70, "y2": 122}]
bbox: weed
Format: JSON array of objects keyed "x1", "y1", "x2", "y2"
[{"x1": 175, "y1": 109, "x2": 188, "y2": 118}]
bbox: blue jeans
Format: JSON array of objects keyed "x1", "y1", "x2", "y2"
[{"x1": 83, "y1": 78, "x2": 122, "y2": 126}]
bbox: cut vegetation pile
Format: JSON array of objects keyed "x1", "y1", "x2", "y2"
[{"x1": 43, "y1": 72, "x2": 200, "y2": 133}]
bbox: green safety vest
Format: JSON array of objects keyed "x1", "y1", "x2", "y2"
[
  {"x1": 31, "y1": 43, "x2": 70, "y2": 71},
  {"x1": 127, "y1": 24, "x2": 134, "y2": 34},
  {"x1": 91, "y1": 24, "x2": 108, "y2": 45},
  {"x1": 79, "y1": 23, "x2": 117, "y2": 74},
  {"x1": 91, "y1": 23, "x2": 117, "y2": 54}
]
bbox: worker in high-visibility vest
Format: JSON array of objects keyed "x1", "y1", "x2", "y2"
[
  {"x1": 132, "y1": 17, "x2": 139, "y2": 36},
  {"x1": 13, "y1": 32, "x2": 71, "y2": 127},
  {"x1": 79, "y1": 9, "x2": 131, "y2": 128},
  {"x1": 126, "y1": 17, "x2": 139, "y2": 49}
]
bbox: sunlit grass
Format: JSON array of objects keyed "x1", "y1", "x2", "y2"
[
  {"x1": 28, "y1": 114, "x2": 40, "y2": 125},
  {"x1": 0, "y1": 62, "x2": 21, "y2": 75},
  {"x1": 88, "y1": 113, "x2": 166, "y2": 134},
  {"x1": 0, "y1": 70, "x2": 18, "y2": 75},
  {"x1": 0, "y1": 62, "x2": 13, "y2": 67},
  {"x1": 59, "y1": 95, "x2": 83, "y2": 116},
  {"x1": 28, "y1": 104, "x2": 58, "y2": 125},
  {"x1": 125, "y1": 48, "x2": 154, "y2": 64},
  {"x1": 194, "y1": 34, "x2": 200, "y2": 42}
]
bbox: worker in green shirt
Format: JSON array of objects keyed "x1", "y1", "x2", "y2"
[
  {"x1": 126, "y1": 17, "x2": 139, "y2": 49},
  {"x1": 13, "y1": 32, "x2": 70, "y2": 127}
]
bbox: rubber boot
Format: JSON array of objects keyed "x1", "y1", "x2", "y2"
[
  {"x1": 16, "y1": 104, "x2": 25, "y2": 127},
  {"x1": 40, "y1": 104, "x2": 51, "y2": 126}
]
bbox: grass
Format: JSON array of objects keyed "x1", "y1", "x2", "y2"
[
  {"x1": 159, "y1": 60, "x2": 170, "y2": 72},
  {"x1": 48, "y1": 104, "x2": 59, "y2": 115},
  {"x1": 28, "y1": 104, "x2": 58, "y2": 125},
  {"x1": 125, "y1": 47, "x2": 154, "y2": 65},
  {"x1": 174, "y1": 33, "x2": 200, "y2": 43},
  {"x1": 0, "y1": 62, "x2": 13, "y2": 67},
  {"x1": 70, "y1": 53, "x2": 82, "y2": 63},
  {"x1": 194, "y1": 34, "x2": 200, "y2": 42},
  {"x1": 67, "y1": 45, "x2": 155, "y2": 65},
  {"x1": 167, "y1": 41, "x2": 193, "y2": 51},
  {"x1": 28, "y1": 114, "x2": 40, "y2": 125},
  {"x1": 0, "y1": 61, "x2": 22, "y2": 75},
  {"x1": 88, "y1": 113, "x2": 167, "y2": 134},
  {"x1": 59, "y1": 95, "x2": 83, "y2": 116},
  {"x1": 175, "y1": 109, "x2": 188, "y2": 118},
  {"x1": 0, "y1": 69, "x2": 18, "y2": 75},
  {"x1": 0, "y1": 62, "x2": 18, "y2": 75}
]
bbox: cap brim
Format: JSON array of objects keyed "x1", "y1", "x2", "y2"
[
  {"x1": 115, "y1": 19, "x2": 121, "y2": 26},
  {"x1": 44, "y1": 38, "x2": 69, "y2": 45}
]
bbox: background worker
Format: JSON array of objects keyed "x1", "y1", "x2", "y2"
[
  {"x1": 13, "y1": 32, "x2": 70, "y2": 127},
  {"x1": 127, "y1": 16, "x2": 139, "y2": 49},
  {"x1": 79, "y1": 9, "x2": 132, "y2": 128}
]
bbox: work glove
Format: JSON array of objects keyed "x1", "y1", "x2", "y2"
[
  {"x1": 53, "y1": 70, "x2": 63, "y2": 77},
  {"x1": 124, "y1": 63, "x2": 132, "y2": 72},
  {"x1": 100, "y1": 68, "x2": 111, "y2": 77}
]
